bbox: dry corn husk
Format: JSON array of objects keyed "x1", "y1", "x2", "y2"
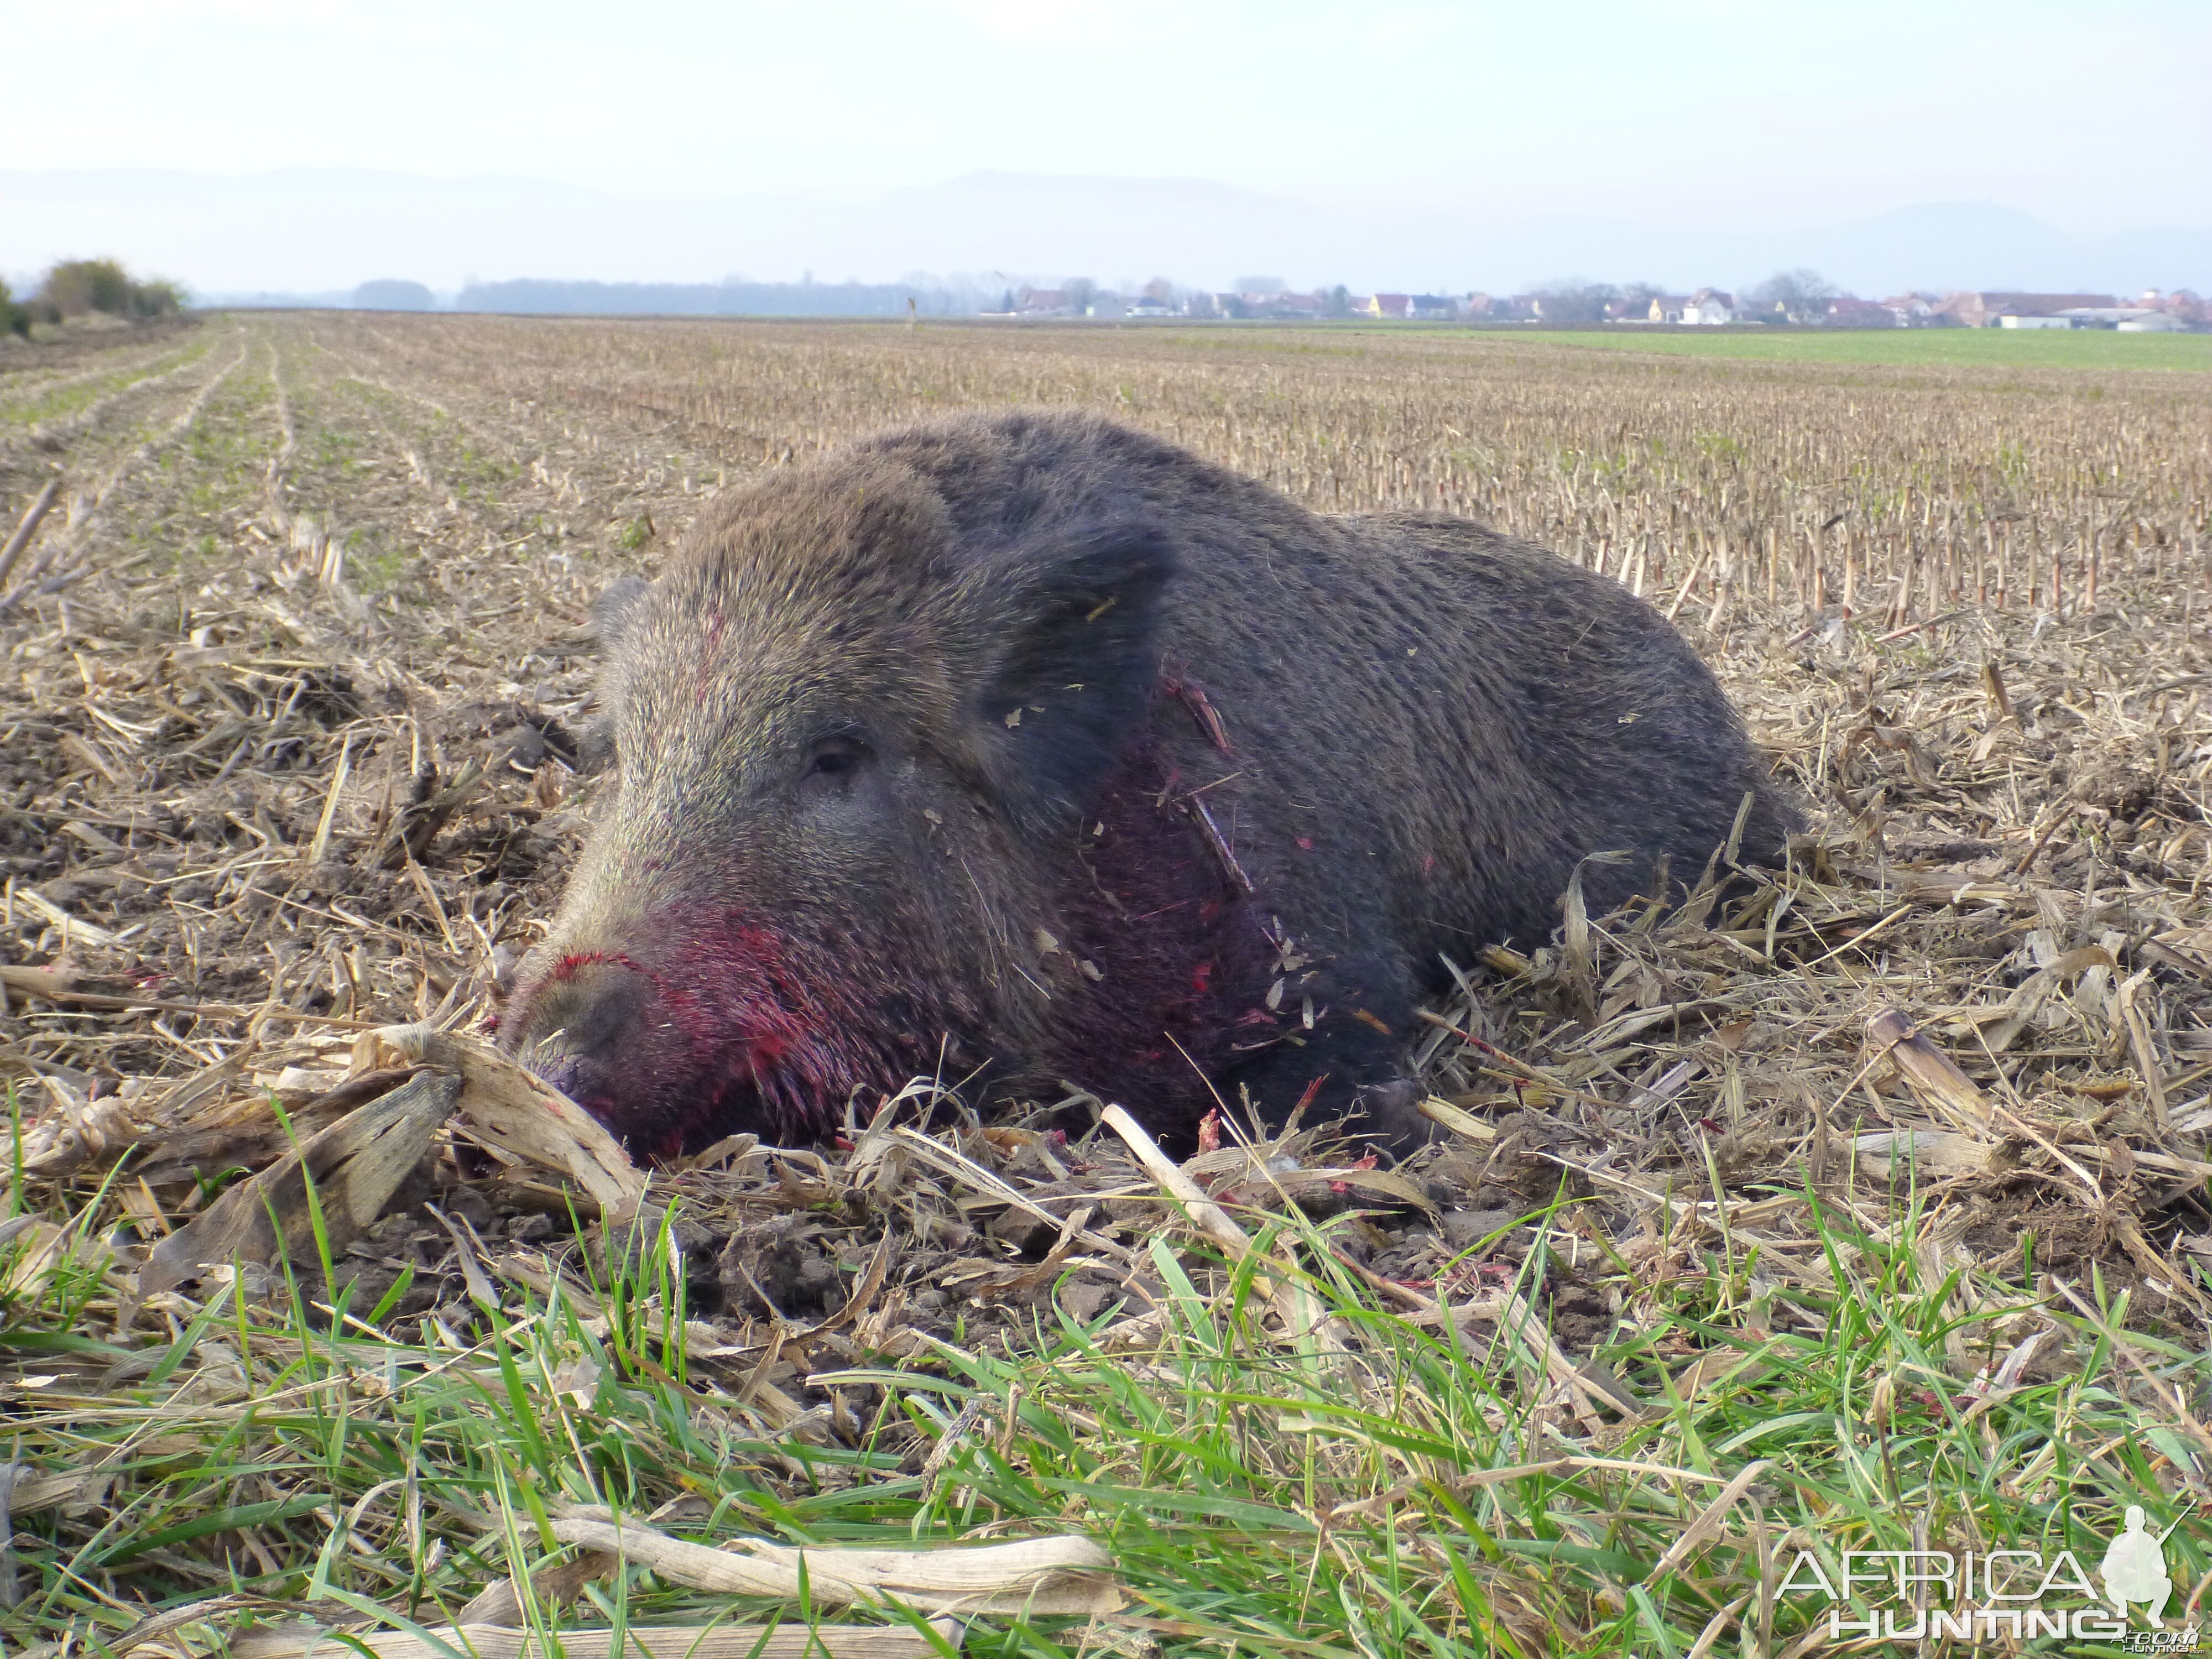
[
  {"x1": 547, "y1": 1517, "x2": 1120, "y2": 1617},
  {"x1": 231, "y1": 1619, "x2": 964, "y2": 1658}
]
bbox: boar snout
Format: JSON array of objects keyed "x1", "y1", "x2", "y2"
[
  {"x1": 499, "y1": 922, "x2": 931, "y2": 1157},
  {"x1": 503, "y1": 952, "x2": 654, "y2": 1103}
]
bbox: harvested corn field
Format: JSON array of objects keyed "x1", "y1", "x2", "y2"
[{"x1": 2, "y1": 311, "x2": 2211, "y2": 1657}]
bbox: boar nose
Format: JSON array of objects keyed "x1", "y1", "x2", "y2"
[{"x1": 509, "y1": 958, "x2": 655, "y2": 1081}]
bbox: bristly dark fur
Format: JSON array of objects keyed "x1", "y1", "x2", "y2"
[
  {"x1": 500, "y1": 409, "x2": 1798, "y2": 1157},
  {"x1": 957, "y1": 522, "x2": 1177, "y2": 838}
]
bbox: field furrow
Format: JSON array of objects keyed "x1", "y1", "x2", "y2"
[
  {"x1": 0, "y1": 337, "x2": 219, "y2": 460},
  {"x1": 0, "y1": 333, "x2": 258, "y2": 610},
  {"x1": 0, "y1": 330, "x2": 209, "y2": 413}
]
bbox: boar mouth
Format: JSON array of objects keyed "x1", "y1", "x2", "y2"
[
  {"x1": 524, "y1": 1033, "x2": 790, "y2": 1160},
  {"x1": 500, "y1": 938, "x2": 893, "y2": 1158}
]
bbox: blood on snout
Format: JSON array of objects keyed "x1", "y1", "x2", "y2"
[{"x1": 505, "y1": 916, "x2": 908, "y2": 1156}]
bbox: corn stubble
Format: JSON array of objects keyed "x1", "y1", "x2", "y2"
[{"x1": 0, "y1": 314, "x2": 2208, "y2": 1657}]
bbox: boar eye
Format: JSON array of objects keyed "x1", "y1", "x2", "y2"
[{"x1": 799, "y1": 737, "x2": 870, "y2": 791}]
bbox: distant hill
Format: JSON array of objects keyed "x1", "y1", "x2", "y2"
[{"x1": 4, "y1": 168, "x2": 2204, "y2": 301}]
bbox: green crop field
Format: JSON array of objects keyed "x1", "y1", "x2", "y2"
[{"x1": 1500, "y1": 324, "x2": 2212, "y2": 372}]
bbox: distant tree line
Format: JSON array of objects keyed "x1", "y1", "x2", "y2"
[
  {"x1": 3, "y1": 259, "x2": 185, "y2": 337},
  {"x1": 446, "y1": 277, "x2": 996, "y2": 317},
  {"x1": 353, "y1": 279, "x2": 436, "y2": 311}
]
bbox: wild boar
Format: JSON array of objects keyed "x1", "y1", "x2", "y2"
[{"x1": 499, "y1": 409, "x2": 1792, "y2": 1156}]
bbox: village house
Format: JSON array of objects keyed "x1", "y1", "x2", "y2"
[
  {"x1": 1016, "y1": 288, "x2": 1073, "y2": 316},
  {"x1": 2136, "y1": 289, "x2": 2206, "y2": 325},
  {"x1": 1365, "y1": 293, "x2": 1413, "y2": 319},
  {"x1": 1462, "y1": 293, "x2": 1538, "y2": 321},
  {"x1": 2062, "y1": 290, "x2": 2203, "y2": 327},
  {"x1": 1941, "y1": 291, "x2": 2118, "y2": 327},
  {"x1": 2059, "y1": 305, "x2": 2184, "y2": 331},
  {"x1": 1877, "y1": 293, "x2": 1944, "y2": 326},
  {"x1": 1681, "y1": 288, "x2": 1736, "y2": 325},
  {"x1": 1825, "y1": 296, "x2": 1896, "y2": 327}
]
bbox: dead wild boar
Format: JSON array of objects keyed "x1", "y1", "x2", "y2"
[{"x1": 499, "y1": 409, "x2": 1793, "y2": 1157}]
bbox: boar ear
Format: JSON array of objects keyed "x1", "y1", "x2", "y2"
[
  {"x1": 592, "y1": 576, "x2": 651, "y2": 650},
  {"x1": 974, "y1": 524, "x2": 1175, "y2": 829}
]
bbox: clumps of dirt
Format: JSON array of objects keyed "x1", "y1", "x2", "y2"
[{"x1": 2070, "y1": 759, "x2": 2161, "y2": 820}]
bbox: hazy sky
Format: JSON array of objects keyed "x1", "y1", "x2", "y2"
[{"x1": 8, "y1": 0, "x2": 2208, "y2": 237}]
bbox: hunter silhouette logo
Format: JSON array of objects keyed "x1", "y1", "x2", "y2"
[{"x1": 2103, "y1": 1505, "x2": 2176, "y2": 1619}]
